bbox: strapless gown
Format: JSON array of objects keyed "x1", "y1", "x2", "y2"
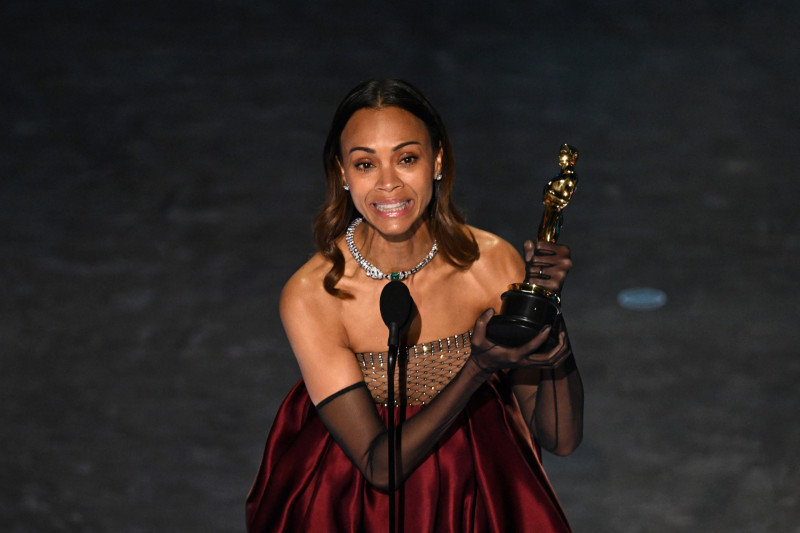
[{"x1": 246, "y1": 332, "x2": 571, "y2": 532}]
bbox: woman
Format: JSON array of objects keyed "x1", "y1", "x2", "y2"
[{"x1": 246, "y1": 79, "x2": 583, "y2": 532}]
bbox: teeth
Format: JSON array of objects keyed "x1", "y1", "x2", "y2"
[{"x1": 374, "y1": 201, "x2": 408, "y2": 212}]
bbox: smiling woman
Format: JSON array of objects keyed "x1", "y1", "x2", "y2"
[
  {"x1": 246, "y1": 79, "x2": 584, "y2": 533},
  {"x1": 340, "y1": 106, "x2": 438, "y2": 231},
  {"x1": 314, "y1": 79, "x2": 480, "y2": 299},
  {"x1": 338, "y1": 106, "x2": 440, "y2": 280}
]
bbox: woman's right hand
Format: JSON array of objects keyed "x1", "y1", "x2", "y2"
[{"x1": 469, "y1": 308, "x2": 571, "y2": 374}]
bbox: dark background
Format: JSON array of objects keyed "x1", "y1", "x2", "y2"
[{"x1": 2, "y1": 1, "x2": 799, "y2": 531}]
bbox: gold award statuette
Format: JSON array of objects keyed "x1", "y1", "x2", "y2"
[{"x1": 486, "y1": 144, "x2": 579, "y2": 347}]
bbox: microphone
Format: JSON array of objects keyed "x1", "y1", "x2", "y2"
[
  {"x1": 380, "y1": 280, "x2": 414, "y2": 347},
  {"x1": 379, "y1": 279, "x2": 413, "y2": 532}
]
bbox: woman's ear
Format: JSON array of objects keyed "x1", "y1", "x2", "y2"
[
  {"x1": 434, "y1": 146, "x2": 443, "y2": 177},
  {"x1": 336, "y1": 158, "x2": 348, "y2": 189}
]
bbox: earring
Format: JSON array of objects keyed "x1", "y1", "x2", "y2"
[
  {"x1": 435, "y1": 173, "x2": 442, "y2": 181},
  {"x1": 343, "y1": 184, "x2": 350, "y2": 191}
]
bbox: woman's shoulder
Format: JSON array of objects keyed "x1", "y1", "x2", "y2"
[
  {"x1": 278, "y1": 250, "x2": 364, "y2": 403},
  {"x1": 466, "y1": 225, "x2": 523, "y2": 269},
  {"x1": 280, "y1": 252, "x2": 338, "y2": 314},
  {"x1": 438, "y1": 226, "x2": 525, "y2": 316},
  {"x1": 455, "y1": 225, "x2": 525, "y2": 300}
]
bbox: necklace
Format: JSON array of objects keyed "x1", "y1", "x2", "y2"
[{"x1": 345, "y1": 218, "x2": 438, "y2": 281}]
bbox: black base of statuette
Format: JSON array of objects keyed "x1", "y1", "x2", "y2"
[{"x1": 486, "y1": 287, "x2": 560, "y2": 348}]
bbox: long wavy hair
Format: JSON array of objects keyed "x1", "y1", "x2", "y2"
[{"x1": 313, "y1": 79, "x2": 479, "y2": 297}]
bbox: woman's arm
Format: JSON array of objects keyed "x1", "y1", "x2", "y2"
[
  {"x1": 313, "y1": 314, "x2": 567, "y2": 491},
  {"x1": 315, "y1": 351, "x2": 489, "y2": 491},
  {"x1": 509, "y1": 239, "x2": 584, "y2": 455},
  {"x1": 282, "y1": 268, "x2": 566, "y2": 491},
  {"x1": 510, "y1": 317, "x2": 584, "y2": 456},
  {"x1": 534, "y1": 353, "x2": 584, "y2": 455}
]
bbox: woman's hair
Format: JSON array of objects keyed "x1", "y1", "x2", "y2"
[{"x1": 313, "y1": 79, "x2": 479, "y2": 297}]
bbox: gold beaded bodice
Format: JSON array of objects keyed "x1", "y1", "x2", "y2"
[{"x1": 355, "y1": 331, "x2": 472, "y2": 406}]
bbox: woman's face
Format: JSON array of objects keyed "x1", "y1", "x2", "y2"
[{"x1": 338, "y1": 106, "x2": 442, "y2": 241}]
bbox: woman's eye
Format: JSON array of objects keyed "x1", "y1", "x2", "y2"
[
  {"x1": 354, "y1": 161, "x2": 374, "y2": 171},
  {"x1": 399, "y1": 155, "x2": 418, "y2": 166}
]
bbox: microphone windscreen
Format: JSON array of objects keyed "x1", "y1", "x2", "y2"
[{"x1": 380, "y1": 280, "x2": 413, "y2": 333}]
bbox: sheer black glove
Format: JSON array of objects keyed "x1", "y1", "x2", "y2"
[
  {"x1": 509, "y1": 315, "x2": 584, "y2": 456},
  {"x1": 469, "y1": 308, "x2": 572, "y2": 374},
  {"x1": 315, "y1": 358, "x2": 488, "y2": 492}
]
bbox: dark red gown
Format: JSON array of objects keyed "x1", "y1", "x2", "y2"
[{"x1": 246, "y1": 370, "x2": 571, "y2": 532}]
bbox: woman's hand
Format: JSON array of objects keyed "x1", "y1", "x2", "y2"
[
  {"x1": 523, "y1": 240, "x2": 572, "y2": 293},
  {"x1": 468, "y1": 308, "x2": 571, "y2": 375}
]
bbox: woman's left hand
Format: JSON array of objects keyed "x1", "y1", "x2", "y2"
[{"x1": 523, "y1": 240, "x2": 572, "y2": 293}]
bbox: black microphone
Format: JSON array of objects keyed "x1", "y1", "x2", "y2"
[
  {"x1": 380, "y1": 280, "x2": 414, "y2": 347},
  {"x1": 379, "y1": 279, "x2": 413, "y2": 532}
]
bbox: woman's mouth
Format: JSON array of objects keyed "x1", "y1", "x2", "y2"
[{"x1": 372, "y1": 200, "x2": 412, "y2": 216}]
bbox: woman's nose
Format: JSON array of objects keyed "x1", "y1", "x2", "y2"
[{"x1": 376, "y1": 168, "x2": 403, "y2": 192}]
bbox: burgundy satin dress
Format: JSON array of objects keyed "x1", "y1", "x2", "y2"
[{"x1": 246, "y1": 368, "x2": 572, "y2": 532}]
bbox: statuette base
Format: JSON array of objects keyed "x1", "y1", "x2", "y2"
[{"x1": 486, "y1": 287, "x2": 560, "y2": 348}]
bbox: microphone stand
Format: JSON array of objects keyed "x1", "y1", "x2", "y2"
[
  {"x1": 380, "y1": 280, "x2": 412, "y2": 533},
  {"x1": 386, "y1": 322, "x2": 399, "y2": 533}
]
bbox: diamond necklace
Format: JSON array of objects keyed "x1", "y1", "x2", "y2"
[{"x1": 345, "y1": 217, "x2": 438, "y2": 281}]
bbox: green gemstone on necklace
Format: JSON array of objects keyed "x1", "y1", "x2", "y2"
[{"x1": 390, "y1": 272, "x2": 400, "y2": 280}]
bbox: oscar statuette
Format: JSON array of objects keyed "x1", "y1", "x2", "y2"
[{"x1": 486, "y1": 144, "x2": 579, "y2": 347}]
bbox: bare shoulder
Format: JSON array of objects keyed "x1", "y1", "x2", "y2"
[
  {"x1": 281, "y1": 253, "x2": 326, "y2": 297},
  {"x1": 280, "y1": 253, "x2": 338, "y2": 317},
  {"x1": 467, "y1": 225, "x2": 525, "y2": 278},
  {"x1": 453, "y1": 226, "x2": 526, "y2": 310},
  {"x1": 279, "y1": 252, "x2": 365, "y2": 403}
]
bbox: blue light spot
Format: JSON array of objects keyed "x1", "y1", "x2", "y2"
[{"x1": 617, "y1": 287, "x2": 667, "y2": 310}]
